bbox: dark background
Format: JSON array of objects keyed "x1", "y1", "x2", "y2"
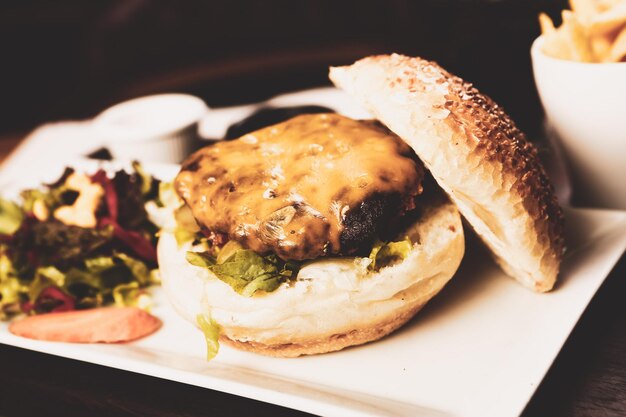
[{"x1": 1, "y1": 0, "x2": 568, "y2": 140}]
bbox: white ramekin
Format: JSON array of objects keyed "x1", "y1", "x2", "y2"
[
  {"x1": 531, "y1": 36, "x2": 626, "y2": 209},
  {"x1": 93, "y1": 94, "x2": 208, "y2": 164}
]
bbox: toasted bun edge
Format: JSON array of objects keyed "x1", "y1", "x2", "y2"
[{"x1": 330, "y1": 54, "x2": 564, "y2": 292}]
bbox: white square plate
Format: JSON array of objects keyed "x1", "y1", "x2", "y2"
[{"x1": 0, "y1": 158, "x2": 625, "y2": 417}]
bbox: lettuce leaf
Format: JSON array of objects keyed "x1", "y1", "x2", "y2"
[
  {"x1": 0, "y1": 198, "x2": 23, "y2": 235},
  {"x1": 173, "y1": 204, "x2": 200, "y2": 245},
  {"x1": 84, "y1": 256, "x2": 116, "y2": 273},
  {"x1": 64, "y1": 266, "x2": 102, "y2": 301},
  {"x1": 28, "y1": 266, "x2": 66, "y2": 301},
  {"x1": 79, "y1": 253, "x2": 153, "y2": 287},
  {"x1": 17, "y1": 251, "x2": 156, "y2": 312},
  {"x1": 112, "y1": 281, "x2": 152, "y2": 310},
  {"x1": 156, "y1": 182, "x2": 179, "y2": 208},
  {"x1": 111, "y1": 169, "x2": 148, "y2": 230},
  {"x1": 113, "y1": 282, "x2": 139, "y2": 307},
  {"x1": 71, "y1": 255, "x2": 123, "y2": 289},
  {"x1": 186, "y1": 248, "x2": 299, "y2": 297},
  {"x1": 0, "y1": 254, "x2": 27, "y2": 318},
  {"x1": 115, "y1": 252, "x2": 151, "y2": 285},
  {"x1": 131, "y1": 161, "x2": 154, "y2": 196},
  {"x1": 175, "y1": 228, "x2": 197, "y2": 247},
  {"x1": 59, "y1": 253, "x2": 154, "y2": 309},
  {"x1": 24, "y1": 266, "x2": 76, "y2": 314},
  {"x1": 153, "y1": 186, "x2": 200, "y2": 246},
  {"x1": 186, "y1": 251, "x2": 215, "y2": 268},
  {"x1": 29, "y1": 286, "x2": 76, "y2": 314},
  {"x1": 197, "y1": 313, "x2": 221, "y2": 361},
  {"x1": 368, "y1": 237, "x2": 413, "y2": 271}
]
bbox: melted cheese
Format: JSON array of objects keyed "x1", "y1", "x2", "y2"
[{"x1": 175, "y1": 114, "x2": 423, "y2": 260}]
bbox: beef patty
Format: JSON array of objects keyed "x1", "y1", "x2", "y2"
[{"x1": 175, "y1": 113, "x2": 424, "y2": 261}]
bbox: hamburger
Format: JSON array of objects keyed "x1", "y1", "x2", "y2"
[{"x1": 157, "y1": 54, "x2": 564, "y2": 358}]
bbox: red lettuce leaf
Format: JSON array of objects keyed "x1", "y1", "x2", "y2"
[
  {"x1": 111, "y1": 170, "x2": 149, "y2": 230},
  {"x1": 99, "y1": 218, "x2": 156, "y2": 263},
  {"x1": 90, "y1": 169, "x2": 118, "y2": 221},
  {"x1": 23, "y1": 286, "x2": 76, "y2": 314}
]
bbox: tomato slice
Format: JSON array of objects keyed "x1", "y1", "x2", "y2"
[{"x1": 9, "y1": 307, "x2": 161, "y2": 343}]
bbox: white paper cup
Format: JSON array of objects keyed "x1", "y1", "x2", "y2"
[
  {"x1": 531, "y1": 36, "x2": 626, "y2": 209},
  {"x1": 93, "y1": 94, "x2": 208, "y2": 164}
]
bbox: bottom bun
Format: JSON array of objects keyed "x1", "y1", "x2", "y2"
[
  {"x1": 158, "y1": 193, "x2": 464, "y2": 357},
  {"x1": 220, "y1": 301, "x2": 425, "y2": 357}
]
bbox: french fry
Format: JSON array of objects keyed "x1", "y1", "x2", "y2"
[
  {"x1": 542, "y1": 33, "x2": 576, "y2": 60},
  {"x1": 539, "y1": 12, "x2": 556, "y2": 33},
  {"x1": 609, "y1": 24, "x2": 626, "y2": 60},
  {"x1": 562, "y1": 10, "x2": 595, "y2": 61},
  {"x1": 570, "y1": 0, "x2": 599, "y2": 24},
  {"x1": 588, "y1": 2, "x2": 626, "y2": 35},
  {"x1": 540, "y1": 13, "x2": 575, "y2": 60},
  {"x1": 540, "y1": 0, "x2": 626, "y2": 62},
  {"x1": 591, "y1": 35, "x2": 614, "y2": 60},
  {"x1": 597, "y1": 0, "x2": 625, "y2": 13}
]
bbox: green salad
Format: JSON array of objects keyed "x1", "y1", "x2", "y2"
[{"x1": 0, "y1": 162, "x2": 162, "y2": 319}]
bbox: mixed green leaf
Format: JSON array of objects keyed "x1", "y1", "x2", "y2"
[
  {"x1": 368, "y1": 237, "x2": 413, "y2": 271},
  {"x1": 0, "y1": 199, "x2": 23, "y2": 235},
  {"x1": 185, "y1": 235, "x2": 414, "y2": 297},
  {"x1": 187, "y1": 241, "x2": 300, "y2": 297},
  {"x1": 0, "y1": 162, "x2": 161, "y2": 319},
  {"x1": 196, "y1": 313, "x2": 221, "y2": 361}
]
